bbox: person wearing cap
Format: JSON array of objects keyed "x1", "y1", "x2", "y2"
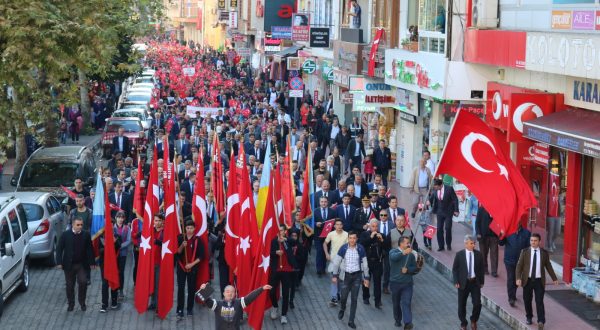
[
  {"x1": 353, "y1": 195, "x2": 374, "y2": 235},
  {"x1": 369, "y1": 190, "x2": 382, "y2": 221},
  {"x1": 360, "y1": 218, "x2": 386, "y2": 308}
]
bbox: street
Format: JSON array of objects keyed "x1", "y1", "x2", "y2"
[{"x1": 1, "y1": 248, "x2": 508, "y2": 329}]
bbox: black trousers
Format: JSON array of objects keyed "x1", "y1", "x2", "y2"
[
  {"x1": 270, "y1": 271, "x2": 294, "y2": 316},
  {"x1": 505, "y1": 262, "x2": 517, "y2": 301},
  {"x1": 290, "y1": 271, "x2": 299, "y2": 302},
  {"x1": 375, "y1": 169, "x2": 389, "y2": 187},
  {"x1": 457, "y1": 280, "x2": 482, "y2": 326},
  {"x1": 479, "y1": 236, "x2": 499, "y2": 274},
  {"x1": 382, "y1": 252, "x2": 390, "y2": 289},
  {"x1": 176, "y1": 267, "x2": 198, "y2": 313},
  {"x1": 218, "y1": 260, "x2": 230, "y2": 296},
  {"x1": 132, "y1": 249, "x2": 139, "y2": 285},
  {"x1": 64, "y1": 263, "x2": 87, "y2": 307},
  {"x1": 100, "y1": 265, "x2": 118, "y2": 308},
  {"x1": 523, "y1": 278, "x2": 546, "y2": 323},
  {"x1": 362, "y1": 260, "x2": 383, "y2": 305},
  {"x1": 117, "y1": 255, "x2": 126, "y2": 294},
  {"x1": 436, "y1": 214, "x2": 453, "y2": 249}
]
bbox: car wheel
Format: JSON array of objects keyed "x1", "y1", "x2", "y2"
[
  {"x1": 18, "y1": 260, "x2": 29, "y2": 292},
  {"x1": 45, "y1": 240, "x2": 57, "y2": 267}
]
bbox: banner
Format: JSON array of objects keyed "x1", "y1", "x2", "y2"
[
  {"x1": 292, "y1": 14, "x2": 310, "y2": 41},
  {"x1": 182, "y1": 66, "x2": 196, "y2": 76},
  {"x1": 548, "y1": 172, "x2": 560, "y2": 217},
  {"x1": 186, "y1": 106, "x2": 222, "y2": 118},
  {"x1": 368, "y1": 29, "x2": 385, "y2": 77}
]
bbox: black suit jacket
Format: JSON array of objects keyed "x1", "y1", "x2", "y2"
[
  {"x1": 314, "y1": 190, "x2": 337, "y2": 207},
  {"x1": 314, "y1": 207, "x2": 335, "y2": 237},
  {"x1": 270, "y1": 237, "x2": 299, "y2": 270},
  {"x1": 336, "y1": 204, "x2": 356, "y2": 232},
  {"x1": 181, "y1": 180, "x2": 196, "y2": 204},
  {"x1": 353, "y1": 207, "x2": 374, "y2": 233},
  {"x1": 312, "y1": 147, "x2": 326, "y2": 169},
  {"x1": 56, "y1": 230, "x2": 95, "y2": 271},
  {"x1": 112, "y1": 136, "x2": 130, "y2": 155},
  {"x1": 429, "y1": 185, "x2": 459, "y2": 217},
  {"x1": 109, "y1": 191, "x2": 133, "y2": 220},
  {"x1": 452, "y1": 249, "x2": 485, "y2": 289},
  {"x1": 345, "y1": 139, "x2": 366, "y2": 160},
  {"x1": 373, "y1": 147, "x2": 392, "y2": 171}
]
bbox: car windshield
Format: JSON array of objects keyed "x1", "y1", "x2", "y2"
[
  {"x1": 125, "y1": 94, "x2": 151, "y2": 102},
  {"x1": 114, "y1": 111, "x2": 144, "y2": 120},
  {"x1": 120, "y1": 103, "x2": 146, "y2": 109},
  {"x1": 135, "y1": 77, "x2": 153, "y2": 84},
  {"x1": 106, "y1": 120, "x2": 142, "y2": 133},
  {"x1": 20, "y1": 162, "x2": 78, "y2": 187},
  {"x1": 22, "y1": 203, "x2": 44, "y2": 221}
]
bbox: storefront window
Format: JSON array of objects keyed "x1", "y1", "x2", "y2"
[
  {"x1": 547, "y1": 149, "x2": 567, "y2": 265},
  {"x1": 580, "y1": 156, "x2": 599, "y2": 267}
]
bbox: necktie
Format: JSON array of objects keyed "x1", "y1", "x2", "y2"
[
  {"x1": 345, "y1": 206, "x2": 348, "y2": 219},
  {"x1": 117, "y1": 194, "x2": 121, "y2": 207},
  {"x1": 393, "y1": 209, "x2": 396, "y2": 222},
  {"x1": 324, "y1": 192, "x2": 327, "y2": 198},
  {"x1": 468, "y1": 252, "x2": 473, "y2": 278},
  {"x1": 438, "y1": 188, "x2": 442, "y2": 200},
  {"x1": 296, "y1": 149, "x2": 300, "y2": 160},
  {"x1": 531, "y1": 249, "x2": 538, "y2": 278}
]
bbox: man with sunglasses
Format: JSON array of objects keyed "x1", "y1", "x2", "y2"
[{"x1": 359, "y1": 218, "x2": 386, "y2": 308}]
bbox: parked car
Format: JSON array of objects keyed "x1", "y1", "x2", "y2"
[
  {"x1": 11, "y1": 146, "x2": 96, "y2": 196},
  {"x1": 113, "y1": 108, "x2": 152, "y2": 130},
  {"x1": 118, "y1": 91, "x2": 152, "y2": 109},
  {"x1": 0, "y1": 192, "x2": 65, "y2": 266},
  {"x1": 100, "y1": 117, "x2": 145, "y2": 159},
  {"x1": 0, "y1": 195, "x2": 31, "y2": 317}
]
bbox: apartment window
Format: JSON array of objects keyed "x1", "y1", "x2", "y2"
[
  {"x1": 416, "y1": 0, "x2": 446, "y2": 54},
  {"x1": 314, "y1": 0, "x2": 333, "y2": 27},
  {"x1": 371, "y1": 0, "x2": 399, "y2": 48}
]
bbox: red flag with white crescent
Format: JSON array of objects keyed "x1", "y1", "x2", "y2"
[{"x1": 192, "y1": 152, "x2": 210, "y2": 288}]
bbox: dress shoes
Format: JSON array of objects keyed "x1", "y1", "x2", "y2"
[
  {"x1": 383, "y1": 288, "x2": 391, "y2": 295},
  {"x1": 363, "y1": 299, "x2": 370, "y2": 305},
  {"x1": 526, "y1": 318, "x2": 533, "y2": 325},
  {"x1": 80, "y1": 305, "x2": 87, "y2": 312},
  {"x1": 508, "y1": 299, "x2": 516, "y2": 307},
  {"x1": 437, "y1": 248, "x2": 445, "y2": 252},
  {"x1": 67, "y1": 305, "x2": 74, "y2": 312},
  {"x1": 375, "y1": 303, "x2": 383, "y2": 309},
  {"x1": 338, "y1": 310, "x2": 345, "y2": 320},
  {"x1": 447, "y1": 246, "x2": 452, "y2": 251},
  {"x1": 348, "y1": 321, "x2": 356, "y2": 329}
]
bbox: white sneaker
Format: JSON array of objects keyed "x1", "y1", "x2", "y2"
[
  {"x1": 270, "y1": 308, "x2": 279, "y2": 320},
  {"x1": 281, "y1": 315, "x2": 288, "y2": 324}
]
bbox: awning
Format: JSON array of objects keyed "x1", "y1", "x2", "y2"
[
  {"x1": 273, "y1": 46, "x2": 303, "y2": 62},
  {"x1": 523, "y1": 108, "x2": 600, "y2": 158}
]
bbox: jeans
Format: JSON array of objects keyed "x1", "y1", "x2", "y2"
[
  {"x1": 176, "y1": 267, "x2": 198, "y2": 313},
  {"x1": 314, "y1": 238, "x2": 326, "y2": 273},
  {"x1": 340, "y1": 271, "x2": 362, "y2": 323},
  {"x1": 330, "y1": 274, "x2": 341, "y2": 299},
  {"x1": 64, "y1": 263, "x2": 88, "y2": 307},
  {"x1": 60, "y1": 132, "x2": 67, "y2": 144},
  {"x1": 390, "y1": 282, "x2": 413, "y2": 325}
]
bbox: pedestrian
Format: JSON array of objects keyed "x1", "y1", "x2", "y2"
[
  {"x1": 428, "y1": 178, "x2": 459, "y2": 251},
  {"x1": 324, "y1": 219, "x2": 349, "y2": 306},
  {"x1": 499, "y1": 223, "x2": 531, "y2": 306},
  {"x1": 363, "y1": 155, "x2": 374, "y2": 182},
  {"x1": 331, "y1": 231, "x2": 370, "y2": 329},
  {"x1": 452, "y1": 235, "x2": 484, "y2": 330},
  {"x1": 314, "y1": 196, "x2": 335, "y2": 276},
  {"x1": 417, "y1": 204, "x2": 433, "y2": 249},
  {"x1": 56, "y1": 217, "x2": 95, "y2": 312},
  {"x1": 199, "y1": 282, "x2": 272, "y2": 330},
  {"x1": 389, "y1": 236, "x2": 417, "y2": 329},
  {"x1": 373, "y1": 139, "x2": 392, "y2": 187},
  {"x1": 269, "y1": 224, "x2": 298, "y2": 324},
  {"x1": 148, "y1": 213, "x2": 164, "y2": 310},
  {"x1": 176, "y1": 220, "x2": 204, "y2": 317},
  {"x1": 99, "y1": 225, "x2": 122, "y2": 313},
  {"x1": 475, "y1": 206, "x2": 499, "y2": 277},
  {"x1": 360, "y1": 218, "x2": 385, "y2": 309},
  {"x1": 408, "y1": 158, "x2": 432, "y2": 218},
  {"x1": 515, "y1": 233, "x2": 558, "y2": 329},
  {"x1": 131, "y1": 214, "x2": 143, "y2": 285},
  {"x1": 287, "y1": 227, "x2": 306, "y2": 308},
  {"x1": 113, "y1": 211, "x2": 131, "y2": 300},
  {"x1": 59, "y1": 117, "x2": 68, "y2": 144},
  {"x1": 69, "y1": 194, "x2": 93, "y2": 232}
]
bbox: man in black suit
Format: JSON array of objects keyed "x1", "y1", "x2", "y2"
[
  {"x1": 313, "y1": 196, "x2": 335, "y2": 275},
  {"x1": 428, "y1": 178, "x2": 459, "y2": 251},
  {"x1": 250, "y1": 140, "x2": 265, "y2": 163},
  {"x1": 112, "y1": 127, "x2": 130, "y2": 156},
  {"x1": 353, "y1": 196, "x2": 374, "y2": 234},
  {"x1": 345, "y1": 134, "x2": 366, "y2": 170},
  {"x1": 373, "y1": 139, "x2": 392, "y2": 187},
  {"x1": 181, "y1": 172, "x2": 196, "y2": 204},
  {"x1": 109, "y1": 181, "x2": 132, "y2": 221},
  {"x1": 325, "y1": 157, "x2": 341, "y2": 184},
  {"x1": 314, "y1": 180, "x2": 337, "y2": 207},
  {"x1": 452, "y1": 235, "x2": 484, "y2": 330},
  {"x1": 336, "y1": 193, "x2": 357, "y2": 232},
  {"x1": 56, "y1": 217, "x2": 95, "y2": 311}
]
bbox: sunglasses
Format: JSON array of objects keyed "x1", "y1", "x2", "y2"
[{"x1": 380, "y1": 214, "x2": 388, "y2": 217}]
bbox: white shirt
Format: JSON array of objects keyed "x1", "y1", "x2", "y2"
[
  {"x1": 380, "y1": 220, "x2": 389, "y2": 236},
  {"x1": 465, "y1": 250, "x2": 475, "y2": 279},
  {"x1": 118, "y1": 136, "x2": 124, "y2": 151},
  {"x1": 418, "y1": 168, "x2": 429, "y2": 188},
  {"x1": 355, "y1": 185, "x2": 361, "y2": 197},
  {"x1": 529, "y1": 248, "x2": 541, "y2": 278},
  {"x1": 426, "y1": 159, "x2": 436, "y2": 176},
  {"x1": 330, "y1": 125, "x2": 340, "y2": 139}
]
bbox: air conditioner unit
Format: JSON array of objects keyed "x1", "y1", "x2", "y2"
[{"x1": 472, "y1": 0, "x2": 498, "y2": 28}]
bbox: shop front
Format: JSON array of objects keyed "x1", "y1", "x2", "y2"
[
  {"x1": 333, "y1": 41, "x2": 364, "y2": 124},
  {"x1": 298, "y1": 49, "x2": 333, "y2": 106},
  {"x1": 524, "y1": 108, "x2": 600, "y2": 285}
]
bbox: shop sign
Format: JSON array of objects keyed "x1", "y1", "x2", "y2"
[
  {"x1": 341, "y1": 91, "x2": 354, "y2": 104},
  {"x1": 310, "y1": 28, "x2": 330, "y2": 48},
  {"x1": 218, "y1": 0, "x2": 225, "y2": 10},
  {"x1": 532, "y1": 142, "x2": 550, "y2": 167},
  {"x1": 292, "y1": 14, "x2": 310, "y2": 41},
  {"x1": 272, "y1": 26, "x2": 292, "y2": 39},
  {"x1": 350, "y1": 77, "x2": 396, "y2": 107},
  {"x1": 398, "y1": 111, "x2": 417, "y2": 124},
  {"x1": 264, "y1": 0, "x2": 295, "y2": 32},
  {"x1": 551, "y1": 11, "x2": 572, "y2": 29},
  {"x1": 302, "y1": 59, "x2": 316, "y2": 74},
  {"x1": 565, "y1": 77, "x2": 600, "y2": 111},
  {"x1": 236, "y1": 48, "x2": 251, "y2": 57},
  {"x1": 287, "y1": 57, "x2": 301, "y2": 70},
  {"x1": 228, "y1": 11, "x2": 238, "y2": 29},
  {"x1": 333, "y1": 69, "x2": 349, "y2": 87},
  {"x1": 393, "y1": 88, "x2": 418, "y2": 117},
  {"x1": 442, "y1": 102, "x2": 485, "y2": 118},
  {"x1": 264, "y1": 37, "x2": 281, "y2": 53},
  {"x1": 486, "y1": 82, "x2": 558, "y2": 142},
  {"x1": 526, "y1": 32, "x2": 600, "y2": 80},
  {"x1": 352, "y1": 93, "x2": 377, "y2": 112},
  {"x1": 326, "y1": 69, "x2": 334, "y2": 82},
  {"x1": 572, "y1": 10, "x2": 595, "y2": 30},
  {"x1": 524, "y1": 125, "x2": 600, "y2": 158},
  {"x1": 464, "y1": 30, "x2": 527, "y2": 69},
  {"x1": 334, "y1": 41, "x2": 363, "y2": 74},
  {"x1": 384, "y1": 49, "x2": 447, "y2": 98}
]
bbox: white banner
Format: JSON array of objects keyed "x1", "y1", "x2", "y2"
[
  {"x1": 182, "y1": 67, "x2": 196, "y2": 76},
  {"x1": 186, "y1": 106, "x2": 222, "y2": 118}
]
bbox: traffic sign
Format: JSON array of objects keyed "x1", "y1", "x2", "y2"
[
  {"x1": 290, "y1": 77, "x2": 303, "y2": 90},
  {"x1": 302, "y1": 59, "x2": 316, "y2": 74}
]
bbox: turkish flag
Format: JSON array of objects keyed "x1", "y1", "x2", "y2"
[
  {"x1": 212, "y1": 133, "x2": 225, "y2": 219},
  {"x1": 273, "y1": 164, "x2": 284, "y2": 224},
  {"x1": 423, "y1": 225, "x2": 437, "y2": 239},
  {"x1": 319, "y1": 220, "x2": 335, "y2": 238},
  {"x1": 103, "y1": 187, "x2": 120, "y2": 290},
  {"x1": 224, "y1": 151, "x2": 240, "y2": 271},
  {"x1": 247, "y1": 175, "x2": 278, "y2": 330},
  {"x1": 281, "y1": 137, "x2": 296, "y2": 228},
  {"x1": 134, "y1": 144, "x2": 159, "y2": 314},
  {"x1": 192, "y1": 154, "x2": 210, "y2": 288},
  {"x1": 436, "y1": 110, "x2": 537, "y2": 238},
  {"x1": 60, "y1": 186, "x2": 78, "y2": 200},
  {"x1": 235, "y1": 152, "x2": 260, "y2": 297},
  {"x1": 548, "y1": 172, "x2": 560, "y2": 217},
  {"x1": 368, "y1": 29, "x2": 385, "y2": 77},
  {"x1": 157, "y1": 145, "x2": 178, "y2": 319}
]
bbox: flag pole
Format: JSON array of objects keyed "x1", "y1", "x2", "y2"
[{"x1": 172, "y1": 149, "x2": 188, "y2": 262}]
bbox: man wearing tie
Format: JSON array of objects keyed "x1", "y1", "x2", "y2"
[
  {"x1": 181, "y1": 172, "x2": 196, "y2": 204},
  {"x1": 345, "y1": 134, "x2": 366, "y2": 170},
  {"x1": 112, "y1": 127, "x2": 130, "y2": 157},
  {"x1": 109, "y1": 181, "x2": 132, "y2": 221},
  {"x1": 428, "y1": 179, "x2": 459, "y2": 251},
  {"x1": 452, "y1": 235, "x2": 484, "y2": 330},
  {"x1": 515, "y1": 233, "x2": 558, "y2": 329},
  {"x1": 314, "y1": 180, "x2": 336, "y2": 207},
  {"x1": 314, "y1": 197, "x2": 335, "y2": 276},
  {"x1": 291, "y1": 141, "x2": 305, "y2": 171},
  {"x1": 336, "y1": 194, "x2": 356, "y2": 232},
  {"x1": 352, "y1": 196, "x2": 373, "y2": 235},
  {"x1": 326, "y1": 156, "x2": 340, "y2": 184},
  {"x1": 252, "y1": 140, "x2": 264, "y2": 163},
  {"x1": 175, "y1": 133, "x2": 191, "y2": 158},
  {"x1": 178, "y1": 160, "x2": 193, "y2": 185}
]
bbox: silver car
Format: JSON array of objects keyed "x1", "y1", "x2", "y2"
[{"x1": 0, "y1": 192, "x2": 66, "y2": 266}]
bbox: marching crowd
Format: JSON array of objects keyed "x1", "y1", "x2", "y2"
[{"x1": 53, "y1": 41, "x2": 558, "y2": 330}]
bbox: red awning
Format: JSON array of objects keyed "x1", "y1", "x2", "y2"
[{"x1": 523, "y1": 108, "x2": 600, "y2": 158}]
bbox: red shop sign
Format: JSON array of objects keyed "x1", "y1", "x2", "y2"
[{"x1": 532, "y1": 143, "x2": 550, "y2": 168}]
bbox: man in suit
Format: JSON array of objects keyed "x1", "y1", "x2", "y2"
[
  {"x1": 181, "y1": 172, "x2": 196, "y2": 205},
  {"x1": 345, "y1": 134, "x2": 366, "y2": 170},
  {"x1": 288, "y1": 126, "x2": 300, "y2": 148},
  {"x1": 178, "y1": 160, "x2": 193, "y2": 184},
  {"x1": 346, "y1": 185, "x2": 362, "y2": 209},
  {"x1": 452, "y1": 235, "x2": 485, "y2": 330},
  {"x1": 326, "y1": 156, "x2": 340, "y2": 184},
  {"x1": 112, "y1": 127, "x2": 130, "y2": 156},
  {"x1": 333, "y1": 180, "x2": 347, "y2": 202},
  {"x1": 291, "y1": 141, "x2": 306, "y2": 171},
  {"x1": 373, "y1": 139, "x2": 392, "y2": 187},
  {"x1": 352, "y1": 174, "x2": 369, "y2": 200},
  {"x1": 109, "y1": 181, "x2": 132, "y2": 221},
  {"x1": 250, "y1": 139, "x2": 265, "y2": 163},
  {"x1": 353, "y1": 196, "x2": 374, "y2": 235},
  {"x1": 314, "y1": 180, "x2": 337, "y2": 207},
  {"x1": 314, "y1": 196, "x2": 335, "y2": 275},
  {"x1": 516, "y1": 233, "x2": 558, "y2": 329},
  {"x1": 187, "y1": 119, "x2": 199, "y2": 137},
  {"x1": 428, "y1": 178, "x2": 459, "y2": 251},
  {"x1": 336, "y1": 193, "x2": 357, "y2": 232},
  {"x1": 175, "y1": 133, "x2": 191, "y2": 158},
  {"x1": 244, "y1": 134, "x2": 256, "y2": 155},
  {"x1": 56, "y1": 217, "x2": 95, "y2": 311}
]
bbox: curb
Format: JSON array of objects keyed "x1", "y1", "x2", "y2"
[{"x1": 420, "y1": 248, "x2": 529, "y2": 330}]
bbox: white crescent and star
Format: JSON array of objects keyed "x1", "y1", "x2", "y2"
[
  {"x1": 140, "y1": 235, "x2": 151, "y2": 255},
  {"x1": 460, "y1": 132, "x2": 509, "y2": 180},
  {"x1": 225, "y1": 193, "x2": 240, "y2": 239},
  {"x1": 258, "y1": 254, "x2": 270, "y2": 273},
  {"x1": 161, "y1": 240, "x2": 172, "y2": 259}
]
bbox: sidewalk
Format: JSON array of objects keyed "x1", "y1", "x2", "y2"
[{"x1": 388, "y1": 182, "x2": 596, "y2": 330}]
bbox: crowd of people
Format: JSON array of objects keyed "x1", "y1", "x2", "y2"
[{"x1": 53, "y1": 40, "x2": 558, "y2": 330}]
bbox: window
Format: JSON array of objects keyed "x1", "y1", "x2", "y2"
[
  {"x1": 17, "y1": 204, "x2": 28, "y2": 234},
  {"x1": 8, "y1": 209, "x2": 21, "y2": 240},
  {"x1": 46, "y1": 199, "x2": 56, "y2": 215},
  {"x1": 0, "y1": 217, "x2": 9, "y2": 256},
  {"x1": 418, "y1": 0, "x2": 445, "y2": 33},
  {"x1": 50, "y1": 197, "x2": 62, "y2": 215},
  {"x1": 370, "y1": 0, "x2": 400, "y2": 47}
]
